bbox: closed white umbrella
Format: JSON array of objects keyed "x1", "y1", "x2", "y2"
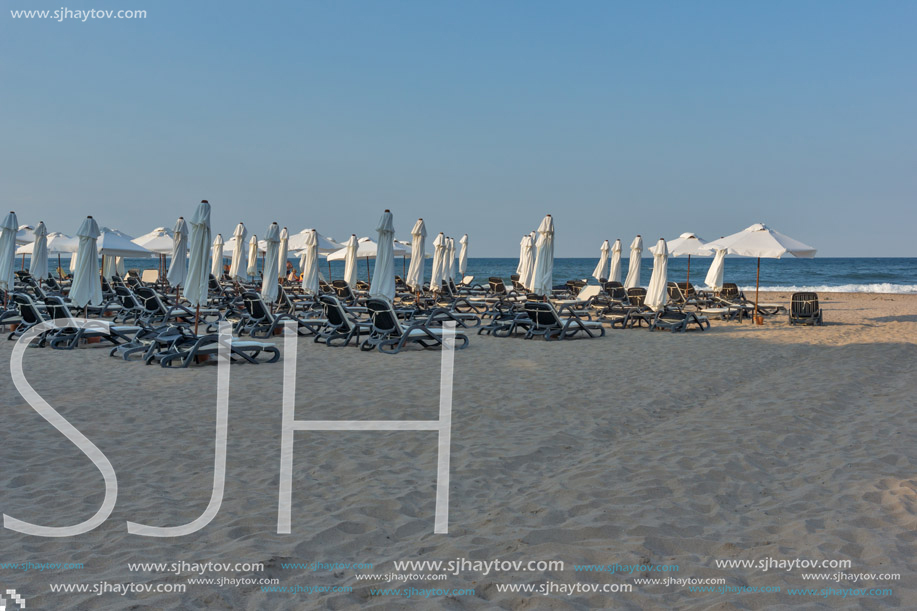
[
  {"x1": 520, "y1": 234, "x2": 535, "y2": 290},
  {"x1": 342, "y1": 234, "x2": 359, "y2": 287},
  {"x1": 369, "y1": 210, "x2": 396, "y2": 301},
  {"x1": 705, "y1": 247, "x2": 727, "y2": 291},
  {"x1": 430, "y1": 232, "x2": 446, "y2": 292},
  {"x1": 645, "y1": 238, "x2": 669, "y2": 311},
  {"x1": 211, "y1": 233, "x2": 224, "y2": 278},
  {"x1": 624, "y1": 235, "x2": 643, "y2": 289},
  {"x1": 592, "y1": 240, "x2": 610, "y2": 281},
  {"x1": 261, "y1": 223, "x2": 281, "y2": 302},
  {"x1": 458, "y1": 234, "x2": 469, "y2": 277},
  {"x1": 228, "y1": 223, "x2": 248, "y2": 281},
  {"x1": 29, "y1": 221, "x2": 49, "y2": 280},
  {"x1": 277, "y1": 227, "x2": 289, "y2": 280},
  {"x1": 707, "y1": 223, "x2": 816, "y2": 322},
  {"x1": 70, "y1": 216, "x2": 103, "y2": 310},
  {"x1": 300, "y1": 229, "x2": 320, "y2": 294},
  {"x1": 184, "y1": 201, "x2": 212, "y2": 308},
  {"x1": 531, "y1": 214, "x2": 555, "y2": 296},
  {"x1": 69, "y1": 248, "x2": 79, "y2": 274},
  {"x1": 608, "y1": 239, "x2": 623, "y2": 284},
  {"x1": 405, "y1": 218, "x2": 426, "y2": 292},
  {"x1": 0, "y1": 212, "x2": 18, "y2": 303},
  {"x1": 166, "y1": 217, "x2": 188, "y2": 290},
  {"x1": 445, "y1": 237, "x2": 456, "y2": 283},
  {"x1": 246, "y1": 234, "x2": 259, "y2": 280},
  {"x1": 515, "y1": 235, "x2": 528, "y2": 276}
]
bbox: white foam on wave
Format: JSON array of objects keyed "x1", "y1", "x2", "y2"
[{"x1": 739, "y1": 284, "x2": 917, "y2": 294}]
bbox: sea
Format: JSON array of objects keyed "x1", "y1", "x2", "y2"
[{"x1": 34, "y1": 255, "x2": 917, "y2": 294}]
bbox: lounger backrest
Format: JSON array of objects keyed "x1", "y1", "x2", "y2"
[
  {"x1": 13, "y1": 293, "x2": 44, "y2": 325},
  {"x1": 114, "y1": 285, "x2": 141, "y2": 309},
  {"x1": 666, "y1": 282, "x2": 684, "y2": 303},
  {"x1": 242, "y1": 292, "x2": 273, "y2": 322},
  {"x1": 677, "y1": 282, "x2": 697, "y2": 298},
  {"x1": 133, "y1": 286, "x2": 162, "y2": 315},
  {"x1": 721, "y1": 283, "x2": 740, "y2": 299},
  {"x1": 45, "y1": 277, "x2": 61, "y2": 291},
  {"x1": 331, "y1": 280, "x2": 356, "y2": 301},
  {"x1": 461, "y1": 275, "x2": 474, "y2": 286},
  {"x1": 140, "y1": 269, "x2": 159, "y2": 284},
  {"x1": 488, "y1": 277, "x2": 506, "y2": 294},
  {"x1": 319, "y1": 294, "x2": 351, "y2": 330},
  {"x1": 627, "y1": 287, "x2": 646, "y2": 307},
  {"x1": 44, "y1": 296, "x2": 76, "y2": 324},
  {"x1": 366, "y1": 298, "x2": 401, "y2": 336},
  {"x1": 524, "y1": 302, "x2": 561, "y2": 329},
  {"x1": 791, "y1": 292, "x2": 820, "y2": 317}
]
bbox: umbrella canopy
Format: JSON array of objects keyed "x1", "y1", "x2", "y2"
[
  {"x1": 70, "y1": 216, "x2": 103, "y2": 308},
  {"x1": 184, "y1": 201, "x2": 212, "y2": 308},
  {"x1": 132, "y1": 227, "x2": 175, "y2": 254},
  {"x1": 430, "y1": 232, "x2": 446, "y2": 292},
  {"x1": 592, "y1": 240, "x2": 610, "y2": 281},
  {"x1": 211, "y1": 233, "x2": 224, "y2": 277},
  {"x1": 369, "y1": 210, "x2": 396, "y2": 301},
  {"x1": 0, "y1": 212, "x2": 19, "y2": 295},
  {"x1": 228, "y1": 222, "x2": 248, "y2": 281},
  {"x1": 326, "y1": 236, "x2": 409, "y2": 260},
  {"x1": 664, "y1": 232, "x2": 712, "y2": 257},
  {"x1": 28, "y1": 221, "x2": 49, "y2": 279},
  {"x1": 645, "y1": 238, "x2": 669, "y2": 311},
  {"x1": 261, "y1": 223, "x2": 281, "y2": 301},
  {"x1": 624, "y1": 235, "x2": 643, "y2": 289},
  {"x1": 15, "y1": 224, "x2": 35, "y2": 245},
  {"x1": 98, "y1": 228, "x2": 150, "y2": 257},
  {"x1": 166, "y1": 217, "x2": 189, "y2": 288},
  {"x1": 287, "y1": 229, "x2": 342, "y2": 254},
  {"x1": 531, "y1": 214, "x2": 555, "y2": 296},
  {"x1": 405, "y1": 218, "x2": 426, "y2": 291},
  {"x1": 707, "y1": 223, "x2": 816, "y2": 320},
  {"x1": 342, "y1": 234, "x2": 359, "y2": 287},
  {"x1": 300, "y1": 229, "x2": 320, "y2": 294},
  {"x1": 608, "y1": 239, "x2": 623, "y2": 284},
  {"x1": 519, "y1": 234, "x2": 535, "y2": 290},
  {"x1": 277, "y1": 227, "x2": 289, "y2": 280},
  {"x1": 246, "y1": 235, "x2": 259, "y2": 279},
  {"x1": 458, "y1": 234, "x2": 469, "y2": 277},
  {"x1": 17, "y1": 231, "x2": 77, "y2": 255},
  {"x1": 705, "y1": 247, "x2": 727, "y2": 290}
]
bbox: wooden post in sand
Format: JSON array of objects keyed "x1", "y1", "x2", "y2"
[{"x1": 754, "y1": 257, "x2": 761, "y2": 324}]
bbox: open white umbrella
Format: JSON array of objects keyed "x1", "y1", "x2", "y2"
[
  {"x1": 277, "y1": 227, "x2": 289, "y2": 280},
  {"x1": 645, "y1": 238, "x2": 669, "y2": 311},
  {"x1": 531, "y1": 214, "x2": 555, "y2": 296},
  {"x1": 287, "y1": 229, "x2": 342, "y2": 253},
  {"x1": 592, "y1": 240, "x2": 610, "y2": 281},
  {"x1": 659, "y1": 232, "x2": 712, "y2": 287},
  {"x1": 246, "y1": 234, "x2": 259, "y2": 280},
  {"x1": 624, "y1": 235, "x2": 643, "y2": 289},
  {"x1": 29, "y1": 221, "x2": 49, "y2": 280},
  {"x1": 70, "y1": 216, "x2": 103, "y2": 310},
  {"x1": 133, "y1": 227, "x2": 174, "y2": 253},
  {"x1": 608, "y1": 239, "x2": 623, "y2": 284},
  {"x1": 15, "y1": 224, "x2": 35, "y2": 245},
  {"x1": 705, "y1": 247, "x2": 727, "y2": 291},
  {"x1": 327, "y1": 235, "x2": 409, "y2": 283},
  {"x1": 18, "y1": 231, "x2": 76, "y2": 279},
  {"x1": 300, "y1": 229, "x2": 320, "y2": 294},
  {"x1": 342, "y1": 234, "x2": 359, "y2": 287},
  {"x1": 166, "y1": 217, "x2": 188, "y2": 290},
  {"x1": 185, "y1": 200, "x2": 212, "y2": 332},
  {"x1": 0, "y1": 212, "x2": 18, "y2": 303},
  {"x1": 458, "y1": 234, "x2": 469, "y2": 277},
  {"x1": 98, "y1": 228, "x2": 150, "y2": 279},
  {"x1": 707, "y1": 223, "x2": 816, "y2": 321},
  {"x1": 430, "y1": 232, "x2": 446, "y2": 292},
  {"x1": 369, "y1": 210, "x2": 396, "y2": 301},
  {"x1": 261, "y1": 223, "x2": 281, "y2": 302},
  {"x1": 405, "y1": 218, "x2": 426, "y2": 292},
  {"x1": 520, "y1": 234, "x2": 535, "y2": 290},
  {"x1": 228, "y1": 223, "x2": 248, "y2": 281},
  {"x1": 211, "y1": 233, "x2": 224, "y2": 278}
]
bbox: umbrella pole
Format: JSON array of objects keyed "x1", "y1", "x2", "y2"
[
  {"x1": 327, "y1": 260, "x2": 331, "y2": 280},
  {"x1": 686, "y1": 255, "x2": 691, "y2": 287},
  {"x1": 21, "y1": 253, "x2": 25, "y2": 270},
  {"x1": 193, "y1": 305, "x2": 201, "y2": 335},
  {"x1": 58, "y1": 254, "x2": 62, "y2": 279},
  {"x1": 754, "y1": 257, "x2": 760, "y2": 324},
  {"x1": 366, "y1": 257, "x2": 370, "y2": 283}
]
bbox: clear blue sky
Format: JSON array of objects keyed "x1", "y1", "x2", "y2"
[{"x1": 3, "y1": 1, "x2": 915, "y2": 256}]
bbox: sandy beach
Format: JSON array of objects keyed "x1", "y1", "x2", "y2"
[{"x1": 1, "y1": 292, "x2": 915, "y2": 609}]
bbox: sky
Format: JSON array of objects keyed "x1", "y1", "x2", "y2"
[{"x1": 3, "y1": 1, "x2": 915, "y2": 256}]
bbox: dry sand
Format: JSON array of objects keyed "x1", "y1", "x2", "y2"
[{"x1": 1, "y1": 292, "x2": 915, "y2": 609}]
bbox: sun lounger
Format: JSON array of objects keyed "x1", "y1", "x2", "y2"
[
  {"x1": 521, "y1": 301, "x2": 605, "y2": 340},
  {"x1": 43, "y1": 296, "x2": 142, "y2": 350},
  {"x1": 314, "y1": 294, "x2": 373, "y2": 346},
  {"x1": 236, "y1": 291, "x2": 325, "y2": 338},
  {"x1": 360, "y1": 298, "x2": 470, "y2": 354},
  {"x1": 155, "y1": 333, "x2": 280, "y2": 368},
  {"x1": 647, "y1": 308, "x2": 710, "y2": 332},
  {"x1": 789, "y1": 292, "x2": 823, "y2": 325}
]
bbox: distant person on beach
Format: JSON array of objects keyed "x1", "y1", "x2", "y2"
[{"x1": 286, "y1": 261, "x2": 298, "y2": 282}]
